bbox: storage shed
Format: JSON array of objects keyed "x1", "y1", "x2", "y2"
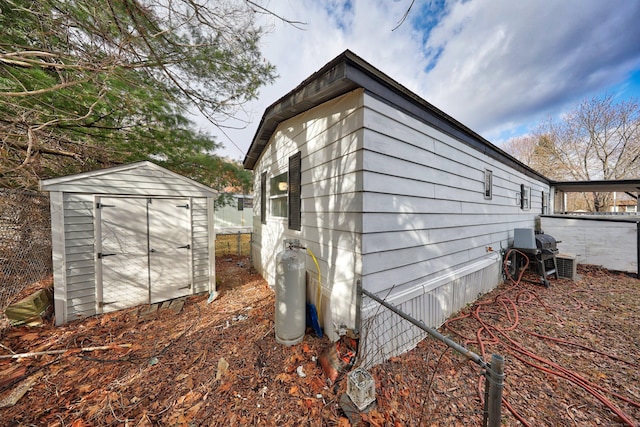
[
  {"x1": 243, "y1": 50, "x2": 551, "y2": 364},
  {"x1": 40, "y1": 161, "x2": 218, "y2": 325}
]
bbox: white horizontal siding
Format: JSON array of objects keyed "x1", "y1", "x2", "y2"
[
  {"x1": 362, "y1": 221, "x2": 525, "y2": 254},
  {"x1": 360, "y1": 92, "x2": 549, "y2": 297},
  {"x1": 252, "y1": 87, "x2": 551, "y2": 344},
  {"x1": 252, "y1": 89, "x2": 365, "y2": 340}
]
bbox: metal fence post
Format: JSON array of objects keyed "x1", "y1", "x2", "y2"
[
  {"x1": 484, "y1": 354, "x2": 505, "y2": 427},
  {"x1": 636, "y1": 221, "x2": 640, "y2": 279},
  {"x1": 237, "y1": 231, "x2": 241, "y2": 256},
  {"x1": 361, "y1": 288, "x2": 506, "y2": 424}
]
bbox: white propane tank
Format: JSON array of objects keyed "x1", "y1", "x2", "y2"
[{"x1": 275, "y1": 239, "x2": 306, "y2": 346}]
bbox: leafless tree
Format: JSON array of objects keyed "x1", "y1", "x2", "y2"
[{"x1": 504, "y1": 95, "x2": 640, "y2": 211}]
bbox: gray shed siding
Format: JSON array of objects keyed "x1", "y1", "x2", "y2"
[
  {"x1": 191, "y1": 197, "x2": 215, "y2": 294},
  {"x1": 62, "y1": 193, "x2": 96, "y2": 321},
  {"x1": 44, "y1": 165, "x2": 216, "y2": 198}
]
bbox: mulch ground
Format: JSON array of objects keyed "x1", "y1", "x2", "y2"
[{"x1": 0, "y1": 255, "x2": 638, "y2": 426}]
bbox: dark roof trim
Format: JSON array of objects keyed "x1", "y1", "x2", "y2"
[
  {"x1": 243, "y1": 54, "x2": 358, "y2": 169},
  {"x1": 243, "y1": 50, "x2": 549, "y2": 184},
  {"x1": 550, "y1": 179, "x2": 640, "y2": 194}
]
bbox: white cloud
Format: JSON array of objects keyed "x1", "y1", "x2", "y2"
[
  {"x1": 419, "y1": 0, "x2": 640, "y2": 138},
  {"x1": 209, "y1": 0, "x2": 640, "y2": 160}
]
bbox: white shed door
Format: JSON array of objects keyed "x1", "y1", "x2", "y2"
[
  {"x1": 100, "y1": 197, "x2": 149, "y2": 311},
  {"x1": 99, "y1": 197, "x2": 191, "y2": 312},
  {"x1": 148, "y1": 198, "x2": 191, "y2": 303}
]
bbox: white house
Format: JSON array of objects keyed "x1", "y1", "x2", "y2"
[
  {"x1": 40, "y1": 161, "x2": 218, "y2": 325},
  {"x1": 243, "y1": 50, "x2": 550, "y2": 362}
]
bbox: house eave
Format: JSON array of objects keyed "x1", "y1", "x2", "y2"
[
  {"x1": 243, "y1": 57, "x2": 360, "y2": 170},
  {"x1": 243, "y1": 50, "x2": 549, "y2": 184}
]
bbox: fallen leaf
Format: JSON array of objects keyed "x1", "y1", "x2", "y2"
[
  {"x1": 0, "y1": 371, "x2": 43, "y2": 408},
  {"x1": 17, "y1": 332, "x2": 41, "y2": 341},
  {"x1": 186, "y1": 401, "x2": 203, "y2": 419},
  {"x1": 76, "y1": 384, "x2": 93, "y2": 393},
  {"x1": 217, "y1": 382, "x2": 232, "y2": 393},
  {"x1": 310, "y1": 377, "x2": 325, "y2": 393},
  {"x1": 275, "y1": 373, "x2": 290, "y2": 383},
  {"x1": 216, "y1": 357, "x2": 229, "y2": 380}
]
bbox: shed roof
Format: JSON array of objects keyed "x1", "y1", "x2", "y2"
[
  {"x1": 40, "y1": 161, "x2": 218, "y2": 198},
  {"x1": 243, "y1": 50, "x2": 549, "y2": 184}
]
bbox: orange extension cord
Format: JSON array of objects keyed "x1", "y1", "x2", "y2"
[{"x1": 443, "y1": 249, "x2": 640, "y2": 427}]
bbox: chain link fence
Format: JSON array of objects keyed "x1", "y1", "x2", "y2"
[
  {"x1": 215, "y1": 230, "x2": 252, "y2": 257},
  {"x1": 0, "y1": 189, "x2": 52, "y2": 311},
  {"x1": 358, "y1": 288, "x2": 504, "y2": 426}
]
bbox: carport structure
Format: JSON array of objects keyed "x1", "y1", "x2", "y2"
[{"x1": 545, "y1": 179, "x2": 640, "y2": 277}]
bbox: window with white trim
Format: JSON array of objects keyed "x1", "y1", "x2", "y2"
[
  {"x1": 270, "y1": 172, "x2": 288, "y2": 218},
  {"x1": 521, "y1": 184, "x2": 531, "y2": 210}
]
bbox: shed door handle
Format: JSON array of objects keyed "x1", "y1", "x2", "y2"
[
  {"x1": 98, "y1": 253, "x2": 117, "y2": 259},
  {"x1": 149, "y1": 249, "x2": 157, "y2": 253},
  {"x1": 177, "y1": 244, "x2": 191, "y2": 249}
]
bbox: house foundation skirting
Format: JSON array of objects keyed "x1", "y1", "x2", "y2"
[{"x1": 359, "y1": 255, "x2": 501, "y2": 368}]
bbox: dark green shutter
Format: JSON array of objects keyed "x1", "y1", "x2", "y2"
[
  {"x1": 260, "y1": 172, "x2": 267, "y2": 224},
  {"x1": 288, "y1": 152, "x2": 301, "y2": 230}
]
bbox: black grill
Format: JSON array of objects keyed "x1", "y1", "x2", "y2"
[
  {"x1": 511, "y1": 229, "x2": 560, "y2": 287},
  {"x1": 534, "y1": 233, "x2": 559, "y2": 256}
]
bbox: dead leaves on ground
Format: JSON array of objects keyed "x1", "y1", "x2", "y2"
[{"x1": 0, "y1": 259, "x2": 639, "y2": 426}]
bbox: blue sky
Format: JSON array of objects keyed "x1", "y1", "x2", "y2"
[{"x1": 207, "y1": 0, "x2": 640, "y2": 160}]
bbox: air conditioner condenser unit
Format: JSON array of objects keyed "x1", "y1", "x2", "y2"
[{"x1": 555, "y1": 253, "x2": 577, "y2": 280}]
